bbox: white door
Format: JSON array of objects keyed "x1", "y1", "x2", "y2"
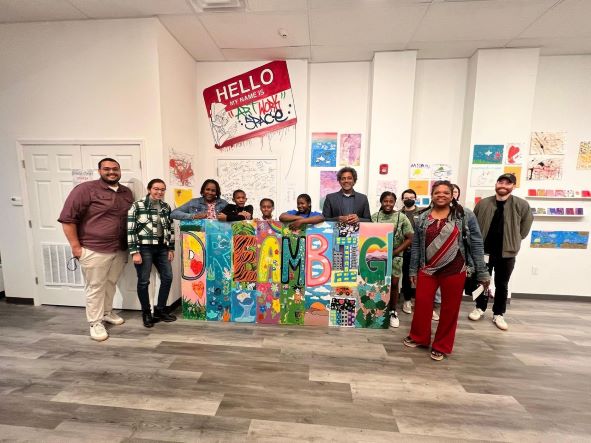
[{"x1": 23, "y1": 143, "x2": 143, "y2": 309}]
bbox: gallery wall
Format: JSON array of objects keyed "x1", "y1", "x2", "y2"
[{"x1": 0, "y1": 16, "x2": 589, "y2": 302}]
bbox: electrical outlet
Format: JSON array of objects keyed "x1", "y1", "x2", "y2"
[{"x1": 531, "y1": 266, "x2": 538, "y2": 275}]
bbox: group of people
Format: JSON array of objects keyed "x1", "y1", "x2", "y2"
[{"x1": 59, "y1": 160, "x2": 533, "y2": 363}]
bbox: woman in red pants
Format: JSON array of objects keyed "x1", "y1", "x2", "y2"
[{"x1": 403, "y1": 181, "x2": 490, "y2": 361}]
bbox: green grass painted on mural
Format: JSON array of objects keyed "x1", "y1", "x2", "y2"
[{"x1": 182, "y1": 297, "x2": 206, "y2": 320}]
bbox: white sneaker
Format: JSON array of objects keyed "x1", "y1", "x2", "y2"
[
  {"x1": 389, "y1": 312, "x2": 400, "y2": 328},
  {"x1": 432, "y1": 310, "x2": 440, "y2": 321},
  {"x1": 402, "y1": 300, "x2": 412, "y2": 314},
  {"x1": 493, "y1": 315, "x2": 509, "y2": 331},
  {"x1": 468, "y1": 308, "x2": 484, "y2": 321},
  {"x1": 103, "y1": 311, "x2": 125, "y2": 325},
  {"x1": 90, "y1": 322, "x2": 108, "y2": 341}
]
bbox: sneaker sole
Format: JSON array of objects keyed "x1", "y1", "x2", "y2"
[
  {"x1": 103, "y1": 319, "x2": 125, "y2": 325},
  {"x1": 90, "y1": 334, "x2": 108, "y2": 342}
]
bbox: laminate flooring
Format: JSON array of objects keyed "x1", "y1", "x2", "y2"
[{"x1": 0, "y1": 299, "x2": 590, "y2": 442}]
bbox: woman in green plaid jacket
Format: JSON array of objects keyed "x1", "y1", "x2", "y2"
[{"x1": 127, "y1": 179, "x2": 176, "y2": 327}]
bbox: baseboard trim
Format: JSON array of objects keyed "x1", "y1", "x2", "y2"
[
  {"x1": 511, "y1": 292, "x2": 591, "y2": 302},
  {"x1": 5, "y1": 296, "x2": 34, "y2": 305}
]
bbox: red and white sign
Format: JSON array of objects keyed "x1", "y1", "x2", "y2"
[{"x1": 203, "y1": 61, "x2": 297, "y2": 149}]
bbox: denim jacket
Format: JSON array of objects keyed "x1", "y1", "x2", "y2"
[
  {"x1": 170, "y1": 197, "x2": 228, "y2": 220},
  {"x1": 409, "y1": 207, "x2": 490, "y2": 282}
]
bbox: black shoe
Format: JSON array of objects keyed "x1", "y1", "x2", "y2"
[
  {"x1": 153, "y1": 306, "x2": 176, "y2": 322},
  {"x1": 142, "y1": 310, "x2": 154, "y2": 328}
]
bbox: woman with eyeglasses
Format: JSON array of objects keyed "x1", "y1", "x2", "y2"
[
  {"x1": 403, "y1": 181, "x2": 489, "y2": 361},
  {"x1": 127, "y1": 179, "x2": 177, "y2": 327}
]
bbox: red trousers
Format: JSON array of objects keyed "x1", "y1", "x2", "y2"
[{"x1": 409, "y1": 269, "x2": 466, "y2": 355}]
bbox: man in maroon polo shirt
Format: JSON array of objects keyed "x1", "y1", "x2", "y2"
[{"x1": 59, "y1": 158, "x2": 134, "y2": 341}]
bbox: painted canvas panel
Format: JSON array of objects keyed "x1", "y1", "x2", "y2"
[
  {"x1": 205, "y1": 220, "x2": 233, "y2": 321},
  {"x1": 181, "y1": 229, "x2": 207, "y2": 320},
  {"x1": 174, "y1": 188, "x2": 193, "y2": 208},
  {"x1": 503, "y1": 166, "x2": 522, "y2": 188},
  {"x1": 472, "y1": 145, "x2": 504, "y2": 164},
  {"x1": 409, "y1": 163, "x2": 430, "y2": 180},
  {"x1": 311, "y1": 132, "x2": 337, "y2": 167},
  {"x1": 280, "y1": 230, "x2": 306, "y2": 325},
  {"x1": 527, "y1": 156, "x2": 563, "y2": 181},
  {"x1": 530, "y1": 132, "x2": 565, "y2": 155},
  {"x1": 471, "y1": 166, "x2": 503, "y2": 187},
  {"x1": 319, "y1": 170, "x2": 340, "y2": 209},
  {"x1": 430, "y1": 163, "x2": 452, "y2": 181},
  {"x1": 256, "y1": 221, "x2": 282, "y2": 324},
  {"x1": 339, "y1": 133, "x2": 361, "y2": 166},
  {"x1": 304, "y1": 223, "x2": 334, "y2": 326},
  {"x1": 505, "y1": 143, "x2": 523, "y2": 165},
  {"x1": 530, "y1": 231, "x2": 589, "y2": 249},
  {"x1": 332, "y1": 223, "x2": 359, "y2": 287},
  {"x1": 329, "y1": 295, "x2": 356, "y2": 328},
  {"x1": 356, "y1": 223, "x2": 393, "y2": 329},
  {"x1": 577, "y1": 141, "x2": 591, "y2": 170}
]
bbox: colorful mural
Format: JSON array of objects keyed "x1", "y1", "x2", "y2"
[{"x1": 180, "y1": 220, "x2": 395, "y2": 328}]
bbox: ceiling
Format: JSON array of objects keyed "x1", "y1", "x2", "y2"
[{"x1": 1, "y1": 0, "x2": 590, "y2": 62}]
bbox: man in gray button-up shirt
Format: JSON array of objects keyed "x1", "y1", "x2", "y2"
[{"x1": 322, "y1": 167, "x2": 371, "y2": 224}]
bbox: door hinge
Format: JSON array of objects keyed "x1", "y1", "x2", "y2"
[
  {"x1": 35, "y1": 277, "x2": 39, "y2": 285},
  {"x1": 28, "y1": 220, "x2": 32, "y2": 228},
  {"x1": 22, "y1": 160, "x2": 25, "y2": 169}
]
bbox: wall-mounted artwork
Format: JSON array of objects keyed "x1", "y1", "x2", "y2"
[
  {"x1": 339, "y1": 133, "x2": 361, "y2": 166},
  {"x1": 174, "y1": 188, "x2": 193, "y2": 208},
  {"x1": 408, "y1": 179, "x2": 429, "y2": 196},
  {"x1": 217, "y1": 158, "x2": 278, "y2": 219},
  {"x1": 311, "y1": 132, "x2": 337, "y2": 167},
  {"x1": 409, "y1": 163, "x2": 430, "y2": 180},
  {"x1": 530, "y1": 231, "x2": 589, "y2": 249},
  {"x1": 430, "y1": 163, "x2": 453, "y2": 181},
  {"x1": 375, "y1": 180, "x2": 398, "y2": 209},
  {"x1": 577, "y1": 141, "x2": 591, "y2": 170},
  {"x1": 203, "y1": 61, "x2": 297, "y2": 149},
  {"x1": 180, "y1": 220, "x2": 394, "y2": 329},
  {"x1": 530, "y1": 132, "x2": 565, "y2": 155},
  {"x1": 505, "y1": 143, "x2": 523, "y2": 165},
  {"x1": 527, "y1": 156, "x2": 563, "y2": 181},
  {"x1": 470, "y1": 166, "x2": 503, "y2": 187},
  {"x1": 503, "y1": 166, "x2": 522, "y2": 188},
  {"x1": 169, "y1": 149, "x2": 195, "y2": 187},
  {"x1": 472, "y1": 145, "x2": 504, "y2": 164},
  {"x1": 319, "y1": 170, "x2": 340, "y2": 209}
]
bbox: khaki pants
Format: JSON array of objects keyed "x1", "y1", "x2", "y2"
[{"x1": 79, "y1": 248, "x2": 128, "y2": 324}]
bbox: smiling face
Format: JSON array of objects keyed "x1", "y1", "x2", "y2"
[
  {"x1": 338, "y1": 171, "x2": 355, "y2": 192},
  {"x1": 431, "y1": 184, "x2": 453, "y2": 208},
  {"x1": 148, "y1": 181, "x2": 166, "y2": 201},
  {"x1": 296, "y1": 197, "x2": 311, "y2": 213},
  {"x1": 260, "y1": 200, "x2": 274, "y2": 218},
  {"x1": 380, "y1": 195, "x2": 396, "y2": 213},
  {"x1": 98, "y1": 160, "x2": 121, "y2": 185},
  {"x1": 201, "y1": 182, "x2": 218, "y2": 203},
  {"x1": 233, "y1": 191, "x2": 247, "y2": 207},
  {"x1": 495, "y1": 178, "x2": 515, "y2": 197}
]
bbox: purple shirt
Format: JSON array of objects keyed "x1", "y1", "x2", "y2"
[{"x1": 58, "y1": 179, "x2": 134, "y2": 253}]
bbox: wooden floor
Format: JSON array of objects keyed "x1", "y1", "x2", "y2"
[{"x1": 0, "y1": 299, "x2": 590, "y2": 442}]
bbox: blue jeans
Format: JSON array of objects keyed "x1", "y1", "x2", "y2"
[{"x1": 134, "y1": 244, "x2": 173, "y2": 311}]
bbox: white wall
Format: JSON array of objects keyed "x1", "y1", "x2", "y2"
[
  {"x1": 512, "y1": 55, "x2": 591, "y2": 297},
  {"x1": 195, "y1": 60, "x2": 308, "y2": 216},
  {"x1": 308, "y1": 62, "x2": 371, "y2": 212},
  {"x1": 410, "y1": 58, "x2": 468, "y2": 199},
  {"x1": 0, "y1": 18, "x2": 166, "y2": 302}
]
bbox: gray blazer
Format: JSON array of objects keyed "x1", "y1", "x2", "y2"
[{"x1": 322, "y1": 191, "x2": 371, "y2": 222}]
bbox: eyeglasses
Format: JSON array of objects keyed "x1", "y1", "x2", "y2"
[
  {"x1": 152, "y1": 188, "x2": 166, "y2": 192},
  {"x1": 100, "y1": 167, "x2": 120, "y2": 172}
]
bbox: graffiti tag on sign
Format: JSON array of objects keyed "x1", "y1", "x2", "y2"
[{"x1": 203, "y1": 61, "x2": 297, "y2": 149}]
